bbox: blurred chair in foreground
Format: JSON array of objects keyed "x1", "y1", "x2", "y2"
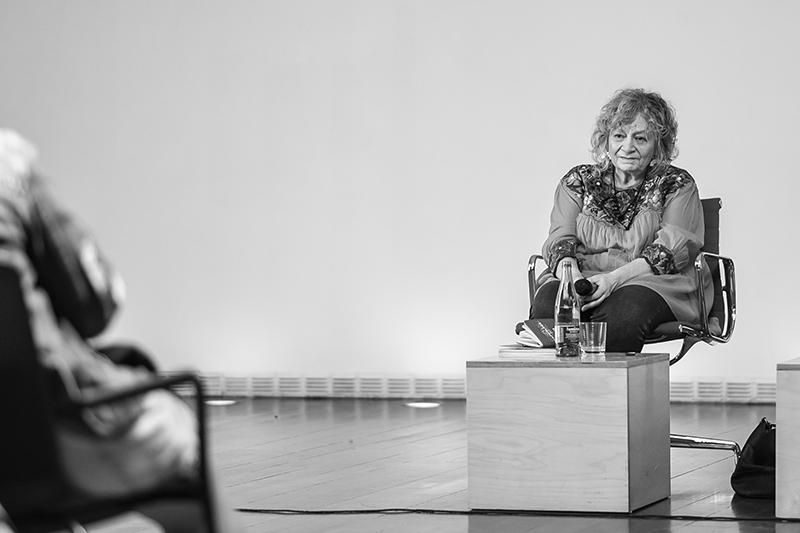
[{"x1": 0, "y1": 129, "x2": 241, "y2": 532}]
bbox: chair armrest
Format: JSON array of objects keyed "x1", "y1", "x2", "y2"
[
  {"x1": 73, "y1": 372, "x2": 215, "y2": 528},
  {"x1": 75, "y1": 373, "x2": 204, "y2": 409},
  {"x1": 528, "y1": 254, "x2": 544, "y2": 313}
]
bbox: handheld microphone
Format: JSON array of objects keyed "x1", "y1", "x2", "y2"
[{"x1": 574, "y1": 278, "x2": 597, "y2": 296}]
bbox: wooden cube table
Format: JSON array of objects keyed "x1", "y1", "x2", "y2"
[
  {"x1": 777, "y1": 357, "x2": 800, "y2": 518},
  {"x1": 466, "y1": 353, "x2": 670, "y2": 513}
]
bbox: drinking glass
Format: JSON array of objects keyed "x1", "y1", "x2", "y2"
[{"x1": 580, "y1": 322, "x2": 607, "y2": 361}]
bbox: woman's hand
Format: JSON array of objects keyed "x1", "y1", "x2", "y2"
[
  {"x1": 580, "y1": 258, "x2": 653, "y2": 311},
  {"x1": 581, "y1": 272, "x2": 619, "y2": 311}
]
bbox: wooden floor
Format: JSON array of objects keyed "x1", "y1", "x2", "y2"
[{"x1": 88, "y1": 399, "x2": 787, "y2": 533}]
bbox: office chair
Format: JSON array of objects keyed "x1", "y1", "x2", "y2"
[
  {"x1": 0, "y1": 265, "x2": 217, "y2": 533},
  {"x1": 527, "y1": 198, "x2": 740, "y2": 457}
]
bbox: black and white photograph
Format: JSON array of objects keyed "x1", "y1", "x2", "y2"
[{"x1": 0, "y1": 1, "x2": 798, "y2": 531}]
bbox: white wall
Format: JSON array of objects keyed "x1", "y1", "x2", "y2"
[{"x1": 0, "y1": 0, "x2": 797, "y2": 381}]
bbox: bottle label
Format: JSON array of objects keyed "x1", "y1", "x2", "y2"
[{"x1": 555, "y1": 324, "x2": 581, "y2": 357}]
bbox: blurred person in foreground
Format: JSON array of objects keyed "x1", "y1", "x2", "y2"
[
  {"x1": 0, "y1": 129, "x2": 242, "y2": 533},
  {"x1": 530, "y1": 88, "x2": 713, "y2": 352}
]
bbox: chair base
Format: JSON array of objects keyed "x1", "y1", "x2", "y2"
[
  {"x1": 668, "y1": 335, "x2": 702, "y2": 366},
  {"x1": 670, "y1": 433, "x2": 741, "y2": 460}
]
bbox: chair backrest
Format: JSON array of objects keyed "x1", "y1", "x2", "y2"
[
  {"x1": 0, "y1": 265, "x2": 70, "y2": 515},
  {"x1": 700, "y1": 198, "x2": 733, "y2": 335},
  {"x1": 701, "y1": 198, "x2": 721, "y2": 254}
]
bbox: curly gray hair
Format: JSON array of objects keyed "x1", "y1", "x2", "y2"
[{"x1": 590, "y1": 89, "x2": 678, "y2": 174}]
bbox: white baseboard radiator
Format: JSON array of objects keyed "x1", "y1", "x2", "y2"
[
  {"x1": 162, "y1": 373, "x2": 467, "y2": 399},
  {"x1": 669, "y1": 379, "x2": 776, "y2": 403},
  {"x1": 162, "y1": 373, "x2": 777, "y2": 404}
]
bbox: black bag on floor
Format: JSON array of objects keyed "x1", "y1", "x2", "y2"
[{"x1": 730, "y1": 417, "x2": 776, "y2": 499}]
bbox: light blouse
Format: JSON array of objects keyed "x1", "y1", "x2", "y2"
[{"x1": 542, "y1": 163, "x2": 714, "y2": 326}]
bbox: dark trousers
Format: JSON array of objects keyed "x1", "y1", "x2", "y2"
[{"x1": 531, "y1": 283, "x2": 676, "y2": 353}]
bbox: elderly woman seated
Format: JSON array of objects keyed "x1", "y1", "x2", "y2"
[{"x1": 531, "y1": 88, "x2": 713, "y2": 353}]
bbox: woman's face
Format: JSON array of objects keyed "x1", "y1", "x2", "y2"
[{"x1": 607, "y1": 113, "x2": 656, "y2": 178}]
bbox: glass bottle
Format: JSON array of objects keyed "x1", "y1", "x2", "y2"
[{"x1": 554, "y1": 262, "x2": 581, "y2": 357}]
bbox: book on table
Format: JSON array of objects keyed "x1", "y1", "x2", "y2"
[
  {"x1": 497, "y1": 318, "x2": 557, "y2": 358},
  {"x1": 498, "y1": 343, "x2": 556, "y2": 358},
  {"x1": 515, "y1": 318, "x2": 556, "y2": 348}
]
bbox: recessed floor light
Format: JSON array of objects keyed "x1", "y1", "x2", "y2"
[
  {"x1": 205, "y1": 399, "x2": 237, "y2": 406},
  {"x1": 404, "y1": 401, "x2": 441, "y2": 409}
]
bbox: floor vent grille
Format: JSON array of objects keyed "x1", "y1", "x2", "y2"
[
  {"x1": 332, "y1": 377, "x2": 357, "y2": 397},
  {"x1": 200, "y1": 374, "x2": 224, "y2": 396},
  {"x1": 386, "y1": 378, "x2": 414, "y2": 398},
  {"x1": 358, "y1": 377, "x2": 385, "y2": 397},
  {"x1": 669, "y1": 381, "x2": 696, "y2": 402},
  {"x1": 696, "y1": 380, "x2": 725, "y2": 402},
  {"x1": 223, "y1": 376, "x2": 250, "y2": 397},
  {"x1": 414, "y1": 378, "x2": 440, "y2": 397},
  {"x1": 278, "y1": 377, "x2": 303, "y2": 396},
  {"x1": 250, "y1": 376, "x2": 276, "y2": 396},
  {"x1": 158, "y1": 374, "x2": 776, "y2": 403},
  {"x1": 724, "y1": 382, "x2": 754, "y2": 403},
  {"x1": 670, "y1": 380, "x2": 776, "y2": 404},
  {"x1": 755, "y1": 381, "x2": 777, "y2": 403}
]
